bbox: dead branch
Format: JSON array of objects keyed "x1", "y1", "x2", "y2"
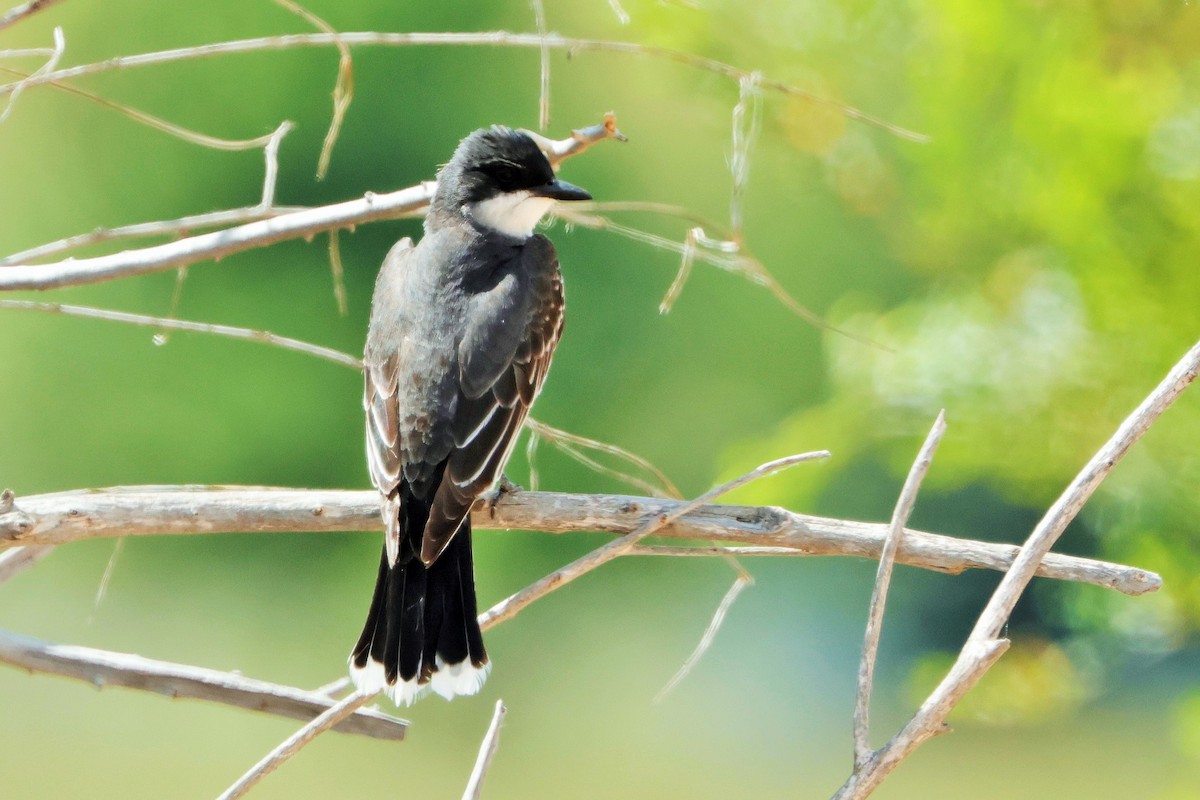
[
  {"x1": 0, "y1": 486, "x2": 1161, "y2": 596},
  {"x1": 0, "y1": 629, "x2": 406, "y2": 740},
  {"x1": 0, "y1": 117, "x2": 622, "y2": 290},
  {"x1": 0, "y1": 300, "x2": 362, "y2": 369},
  {"x1": 477, "y1": 450, "x2": 830, "y2": 630},
  {"x1": 834, "y1": 336, "x2": 1200, "y2": 799},
  {"x1": 217, "y1": 690, "x2": 376, "y2": 800},
  {"x1": 0, "y1": 31, "x2": 927, "y2": 141},
  {"x1": 462, "y1": 700, "x2": 508, "y2": 800},
  {"x1": 853, "y1": 412, "x2": 945, "y2": 768}
]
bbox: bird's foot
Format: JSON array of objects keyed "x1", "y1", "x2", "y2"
[{"x1": 481, "y1": 473, "x2": 522, "y2": 517}]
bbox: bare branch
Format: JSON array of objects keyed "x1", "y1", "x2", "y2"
[
  {"x1": 0, "y1": 184, "x2": 432, "y2": 289},
  {"x1": 217, "y1": 690, "x2": 377, "y2": 800},
  {"x1": 0, "y1": 299, "x2": 362, "y2": 369},
  {"x1": 853, "y1": 412, "x2": 945, "y2": 769},
  {"x1": 0, "y1": 205, "x2": 304, "y2": 265},
  {"x1": 463, "y1": 700, "x2": 508, "y2": 800},
  {"x1": 0, "y1": 118, "x2": 616, "y2": 290},
  {"x1": 477, "y1": 451, "x2": 825, "y2": 631},
  {"x1": 0, "y1": 32, "x2": 928, "y2": 141},
  {"x1": 0, "y1": 121, "x2": 296, "y2": 266},
  {"x1": 835, "y1": 337, "x2": 1200, "y2": 799},
  {"x1": 521, "y1": 111, "x2": 626, "y2": 167},
  {"x1": 0, "y1": 629, "x2": 405, "y2": 740},
  {"x1": 0, "y1": 486, "x2": 1161, "y2": 596},
  {"x1": 0, "y1": 0, "x2": 63, "y2": 32}
]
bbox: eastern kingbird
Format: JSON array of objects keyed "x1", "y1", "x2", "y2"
[{"x1": 349, "y1": 127, "x2": 591, "y2": 705}]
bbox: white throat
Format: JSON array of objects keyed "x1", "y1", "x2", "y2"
[{"x1": 468, "y1": 191, "x2": 556, "y2": 238}]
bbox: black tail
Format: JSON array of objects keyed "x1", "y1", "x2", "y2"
[{"x1": 349, "y1": 518, "x2": 488, "y2": 705}]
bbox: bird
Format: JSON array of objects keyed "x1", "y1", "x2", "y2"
[{"x1": 349, "y1": 126, "x2": 591, "y2": 705}]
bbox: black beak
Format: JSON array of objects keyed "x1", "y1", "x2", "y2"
[{"x1": 532, "y1": 178, "x2": 591, "y2": 202}]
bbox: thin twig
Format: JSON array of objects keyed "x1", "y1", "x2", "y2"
[
  {"x1": 0, "y1": 118, "x2": 617, "y2": 289},
  {"x1": 327, "y1": 230, "x2": 348, "y2": 315},
  {"x1": 530, "y1": 0, "x2": 550, "y2": 130},
  {"x1": 274, "y1": 0, "x2": 352, "y2": 180},
  {"x1": 0, "y1": 121, "x2": 295, "y2": 267},
  {"x1": 87, "y1": 536, "x2": 125, "y2": 623},
  {"x1": 852, "y1": 411, "x2": 945, "y2": 769},
  {"x1": 217, "y1": 690, "x2": 377, "y2": 800},
  {"x1": 260, "y1": 121, "x2": 293, "y2": 208},
  {"x1": 0, "y1": 32, "x2": 929, "y2": 141},
  {"x1": 729, "y1": 72, "x2": 761, "y2": 238},
  {"x1": 477, "y1": 451, "x2": 831, "y2": 631},
  {"x1": 0, "y1": 26, "x2": 62, "y2": 126},
  {"x1": 525, "y1": 417, "x2": 682, "y2": 499},
  {"x1": 462, "y1": 700, "x2": 508, "y2": 800},
  {"x1": 606, "y1": 0, "x2": 630, "y2": 25},
  {"x1": 0, "y1": 0, "x2": 64, "y2": 32},
  {"x1": 0, "y1": 47, "x2": 55, "y2": 58},
  {"x1": 835, "y1": 338, "x2": 1200, "y2": 799},
  {"x1": 0, "y1": 629, "x2": 405, "y2": 740},
  {"x1": 554, "y1": 205, "x2": 869, "y2": 340},
  {"x1": 654, "y1": 573, "x2": 752, "y2": 703},
  {"x1": 0, "y1": 486, "x2": 1162, "y2": 596},
  {"x1": 0, "y1": 65, "x2": 292, "y2": 151},
  {"x1": 0, "y1": 299, "x2": 362, "y2": 369}
]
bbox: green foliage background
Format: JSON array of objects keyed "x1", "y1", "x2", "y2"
[{"x1": 1, "y1": 1, "x2": 1197, "y2": 797}]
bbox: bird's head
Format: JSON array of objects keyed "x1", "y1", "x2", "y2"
[{"x1": 431, "y1": 126, "x2": 592, "y2": 238}]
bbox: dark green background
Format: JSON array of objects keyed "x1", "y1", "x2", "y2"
[{"x1": 1, "y1": 1, "x2": 1198, "y2": 797}]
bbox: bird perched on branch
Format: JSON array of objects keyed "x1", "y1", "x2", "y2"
[{"x1": 349, "y1": 127, "x2": 591, "y2": 705}]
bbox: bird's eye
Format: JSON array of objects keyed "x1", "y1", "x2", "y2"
[{"x1": 487, "y1": 163, "x2": 520, "y2": 188}]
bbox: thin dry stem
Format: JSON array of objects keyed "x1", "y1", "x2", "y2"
[
  {"x1": 275, "y1": 0, "x2": 352, "y2": 180},
  {"x1": 654, "y1": 573, "x2": 753, "y2": 703},
  {"x1": 0, "y1": 65, "x2": 291, "y2": 151},
  {"x1": 729, "y1": 72, "x2": 762, "y2": 238},
  {"x1": 477, "y1": 451, "x2": 830, "y2": 631},
  {"x1": 327, "y1": 229, "x2": 349, "y2": 315},
  {"x1": 852, "y1": 412, "x2": 945, "y2": 769},
  {"x1": 0, "y1": 32, "x2": 928, "y2": 141},
  {"x1": 0, "y1": 25, "x2": 61, "y2": 125},
  {"x1": 0, "y1": 629, "x2": 405, "y2": 740},
  {"x1": 530, "y1": 0, "x2": 550, "y2": 130},
  {"x1": 463, "y1": 700, "x2": 508, "y2": 800},
  {"x1": 525, "y1": 417, "x2": 682, "y2": 499},
  {"x1": 260, "y1": 121, "x2": 293, "y2": 207},
  {"x1": 0, "y1": 299, "x2": 362, "y2": 369},
  {"x1": 217, "y1": 690, "x2": 376, "y2": 800},
  {"x1": 606, "y1": 0, "x2": 630, "y2": 25}
]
